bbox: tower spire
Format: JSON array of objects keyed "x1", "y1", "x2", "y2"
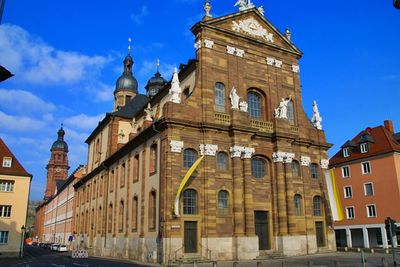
[{"x1": 127, "y1": 37, "x2": 132, "y2": 55}]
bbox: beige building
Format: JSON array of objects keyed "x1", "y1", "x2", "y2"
[
  {"x1": 74, "y1": 2, "x2": 335, "y2": 264},
  {"x1": 0, "y1": 138, "x2": 32, "y2": 258}
]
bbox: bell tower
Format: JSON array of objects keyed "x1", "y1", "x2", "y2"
[{"x1": 44, "y1": 125, "x2": 70, "y2": 200}]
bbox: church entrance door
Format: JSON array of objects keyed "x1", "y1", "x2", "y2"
[
  {"x1": 255, "y1": 211, "x2": 270, "y2": 250},
  {"x1": 184, "y1": 221, "x2": 197, "y2": 253}
]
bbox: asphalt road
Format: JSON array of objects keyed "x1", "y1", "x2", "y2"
[{"x1": 1, "y1": 245, "x2": 149, "y2": 267}]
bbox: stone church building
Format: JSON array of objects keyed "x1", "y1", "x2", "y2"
[{"x1": 73, "y1": 1, "x2": 335, "y2": 263}]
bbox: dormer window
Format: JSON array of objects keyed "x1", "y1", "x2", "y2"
[
  {"x1": 360, "y1": 143, "x2": 368, "y2": 153},
  {"x1": 2, "y1": 157, "x2": 12, "y2": 168},
  {"x1": 343, "y1": 148, "x2": 350, "y2": 158}
]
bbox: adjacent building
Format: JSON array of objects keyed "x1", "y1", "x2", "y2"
[
  {"x1": 0, "y1": 138, "x2": 32, "y2": 258},
  {"x1": 73, "y1": 2, "x2": 335, "y2": 263},
  {"x1": 330, "y1": 120, "x2": 400, "y2": 249}
]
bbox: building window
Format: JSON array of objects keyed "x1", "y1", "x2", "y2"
[
  {"x1": 133, "y1": 154, "x2": 139, "y2": 182},
  {"x1": 95, "y1": 138, "x2": 101, "y2": 162},
  {"x1": 344, "y1": 186, "x2": 353, "y2": 198},
  {"x1": 97, "y1": 207, "x2": 102, "y2": 234},
  {"x1": 343, "y1": 148, "x2": 350, "y2": 158},
  {"x1": 109, "y1": 170, "x2": 114, "y2": 192},
  {"x1": 0, "y1": 205, "x2": 11, "y2": 217},
  {"x1": 248, "y1": 91, "x2": 262, "y2": 119},
  {"x1": 183, "y1": 149, "x2": 197, "y2": 168},
  {"x1": 217, "y1": 152, "x2": 228, "y2": 171},
  {"x1": 294, "y1": 194, "x2": 303, "y2": 216},
  {"x1": 150, "y1": 143, "x2": 157, "y2": 174},
  {"x1": 2, "y1": 157, "x2": 12, "y2": 168},
  {"x1": 183, "y1": 189, "x2": 197, "y2": 215},
  {"x1": 218, "y1": 190, "x2": 229, "y2": 216},
  {"x1": 132, "y1": 196, "x2": 138, "y2": 231},
  {"x1": 360, "y1": 143, "x2": 368, "y2": 153},
  {"x1": 251, "y1": 157, "x2": 266, "y2": 178},
  {"x1": 120, "y1": 163, "x2": 126, "y2": 188},
  {"x1": 364, "y1": 183, "x2": 374, "y2": 196},
  {"x1": 341, "y1": 166, "x2": 350, "y2": 178},
  {"x1": 0, "y1": 180, "x2": 14, "y2": 192},
  {"x1": 346, "y1": 207, "x2": 355, "y2": 219},
  {"x1": 99, "y1": 176, "x2": 103, "y2": 197},
  {"x1": 291, "y1": 160, "x2": 300, "y2": 177},
  {"x1": 287, "y1": 100, "x2": 295, "y2": 125},
  {"x1": 366, "y1": 204, "x2": 377, "y2": 217},
  {"x1": 149, "y1": 191, "x2": 157, "y2": 230},
  {"x1": 108, "y1": 204, "x2": 113, "y2": 234},
  {"x1": 310, "y1": 163, "x2": 319, "y2": 179},
  {"x1": 118, "y1": 200, "x2": 124, "y2": 233},
  {"x1": 0, "y1": 231, "x2": 9, "y2": 244},
  {"x1": 215, "y1": 82, "x2": 225, "y2": 112},
  {"x1": 313, "y1": 196, "x2": 322, "y2": 216},
  {"x1": 361, "y1": 161, "x2": 371, "y2": 174}
]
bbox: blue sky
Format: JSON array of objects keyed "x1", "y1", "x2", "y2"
[{"x1": 0, "y1": 0, "x2": 399, "y2": 200}]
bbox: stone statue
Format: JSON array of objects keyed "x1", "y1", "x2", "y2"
[
  {"x1": 234, "y1": 0, "x2": 247, "y2": 9},
  {"x1": 144, "y1": 103, "x2": 153, "y2": 122},
  {"x1": 274, "y1": 97, "x2": 291, "y2": 119},
  {"x1": 311, "y1": 100, "x2": 323, "y2": 130},
  {"x1": 131, "y1": 117, "x2": 137, "y2": 133},
  {"x1": 169, "y1": 67, "x2": 181, "y2": 104},
  {"x1": 229, "y1": 87, "x2": 240, "y2": 109},
  {"x1": 239, "y1": 101, "x2": 248, "y2": 112}
]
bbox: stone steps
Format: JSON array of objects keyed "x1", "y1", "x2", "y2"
[{"x1": 256, "y1": 251, "x2": 285, "y2": 260}]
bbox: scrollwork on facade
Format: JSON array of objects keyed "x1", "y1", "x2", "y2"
[
  {"x1": 230, "y1": 145, "x2": 244, "y2": 158},
  {"x1": 227, "y1": 46, "x2": 236, "y2": 55},
  {"x1": 273, "y1": 151, "x2": 295, "y2": 163},
  {"x1": 194, "y1": 40, "x2": 202, "y2": 50},
  {"x1": 241, "y1": 147, "x2": 255, "y2": 159},
  {"x1": 301, "y1": 156, "x2": 311, "y2": 166},
  {"x1": 236, "y1": 48, "x2": 245, "y2": 57},
  {"x1": 199, "y1": 144, "x2": 218, "y2": 156},
  {"x1": 292, "y1": 65, "x2": 300, "y2": 73},
  {"x1": 232, "y1": 18, "x2": 273, "y2": 43},
  {"x1": 204, "y1": 39, "x2": 214, "y2": 49},
  {"x1": 320, "y1": 159, "x2": 329, "y2": 169},
  {"x1": 170, "y1": 140, "x2": 184, "y2": 153}
]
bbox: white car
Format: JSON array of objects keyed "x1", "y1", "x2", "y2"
[
  {"x1": 51, "y1": 244, "x2": 60, "y2": 251},
  {"x1": 58, "y1": 244, "x2": 68, "y2": 252}
]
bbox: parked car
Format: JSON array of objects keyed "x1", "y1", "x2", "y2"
[
  {"x1": 57, "y1": 244, "x2": 68, "y2": 252},
  {"x1": 51, "y1": 244, "x2": 60, "y2": 251},
  {"x1": 43, "y1": 243, "x2": 52, "y2": 249}
]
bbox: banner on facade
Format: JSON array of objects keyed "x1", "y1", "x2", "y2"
[{"x1": 324, "y1": 169, "x2": 344, "y2": 221}]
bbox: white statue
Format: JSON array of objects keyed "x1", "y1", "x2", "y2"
[
  {"x1": 144, "y1": 103, "x2": 153, "y2": 122},
  {"x1": 131, "y1": 117, "x2": 137, "y2": 133},
  {"x1": 169, "y1": 67, "x2": 181, "y2": 104},
  {"x1": 239, "y1": 101, "x2": 248, "y2": 112},
  {"x1": 234, "y1": 0, "x2": 247, "y2": 10},
  {"x1": 311, "y1": 100, "x2": 323, "y2": 130},
  {"x1": 274, "y1": 97, "x2": 291, "y2": 119},
  {"x1": 258, "y1": 6, "x2": 265, "y2": 15},
  {"x1": 229, "y1": 87, "x2": 240, "y2": 109}
]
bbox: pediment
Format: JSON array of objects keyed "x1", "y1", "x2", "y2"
[{"x1": 196, "y1": 8, "x2": 301, "y2": 55}]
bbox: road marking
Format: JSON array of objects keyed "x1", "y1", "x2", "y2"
[{"x1": 72, "y1": 263, "x2": 89, "y2": 267}]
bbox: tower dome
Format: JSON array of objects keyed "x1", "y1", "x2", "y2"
[
  {"x1": 145, "y1": 60, "x2": 166, "y2": 98},
  {"x1": 51, "y1": 125, "x2": 68, "y2": 152}
]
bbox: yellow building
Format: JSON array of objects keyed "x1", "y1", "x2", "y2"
[{"x1": 0, "y1": 138, "x2": 32, "y2": 258}]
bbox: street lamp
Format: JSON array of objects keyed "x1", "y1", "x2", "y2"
[{"x1": 19, "y1": 225, "x2": 26, "y2": 258}]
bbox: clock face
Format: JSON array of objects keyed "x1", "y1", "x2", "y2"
[{"x1": 55, "y1": 167, "x2": 62, "y2": 173}]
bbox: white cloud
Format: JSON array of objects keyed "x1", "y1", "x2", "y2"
[
  {"x1": 130, "y1": 6, "x2": 148, "y2": 25},
  {"x1": 64, "y1": 114, "x2": 104, "y2": 131},
  {"x1": 0, "y1": 111, "x2": 47, "y2": 132},
  {"x1": 0, "y1": 89, "x2": 55, "y2": 114},
  {"x1": 0, "y1": 24, "x2": 113, "y2": 85}
]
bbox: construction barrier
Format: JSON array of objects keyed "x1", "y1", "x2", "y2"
[{"x1": 71, "y1": 250, "x2": 89, "y2": 258}]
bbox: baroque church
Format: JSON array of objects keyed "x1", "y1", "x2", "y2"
[{"x1": 73, "y1": 1, "x2": 335, "y2": 263}]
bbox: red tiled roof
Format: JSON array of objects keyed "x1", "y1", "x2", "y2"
[
  {"x1": 0, "y1": 138, "x2": 31, "y2": 177},
  {"x1": 330, "y1": 125, "x2": 400, "y2": 166}
]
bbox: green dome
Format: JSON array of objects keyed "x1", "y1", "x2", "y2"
[{"x1": 51, "y1": 126, "x2": 68, "y2": 152}]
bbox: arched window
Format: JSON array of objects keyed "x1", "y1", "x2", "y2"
[
  {"x1": 218, "y1": 190, "x2": 229, "y2": 215},
  {"x1": 108, "y1": 204, "x2": 113, "y2": 234},
  {"x1": 294, "y1": 194, "x2": 303, "y2": 216},
  {"x1": 119, "y1": 200, "x2": 124, "y2": 233},
  {"x1": 287, "y1": 100, "x2": 295, "y2": 125},
  {"x1": 251, "y1": 157, "x2": 266, "y2": 178},
  {"x1": 310, "y1": 163, "x2": 319, "y2": 179},
  {"x1": 215, "y1": 82, "x2": 225, "y2": 111},
  {"x1": 149, "y1": 191, "x2": 157, "y2": 230},
  {"x1": 313, "y1": 196, "x2": 322, "y2": 216},
  {"x1": 97, "y1": 206, "x2": 102, "y2": 234},
  {"x1": 183, "y1": 189, "x2": 197, "y2": 214},
  {"x1": 150, "y1": 143, "x2": 157, "y2": 174},
  {"x1": 217, "y1": 152, "x2": 228, "y2": 171},
  {"x1": 183, "y1": 149, "x2": 197, "y2": 168},
  {"x1": 132, "y1": 196, "x2": 138, "y2": 231},
  {"x1": 248, "y1": 91, "x2": 262, "y2": 119},
  {"x1": 291, "y1": 160, "x2": 300, "y2": 177}
]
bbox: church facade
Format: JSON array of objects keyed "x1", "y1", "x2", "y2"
[{"x1": 73, "y1": 1, "x2": 335, "y2": 263}]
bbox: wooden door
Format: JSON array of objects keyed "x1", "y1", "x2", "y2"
[
  {"x1": 184, "y1": 221, "x2": 197, "y2": 253},
  {"x1": 254, "y1": 211, "x2": 270, "y2": 250}
]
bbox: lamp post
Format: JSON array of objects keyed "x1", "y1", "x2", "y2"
[{"x1": 19, "y1": 225, "x2": 26, "y2": 258}]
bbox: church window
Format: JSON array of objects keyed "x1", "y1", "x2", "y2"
[
  {"x1": 313, "y1": 196, "x2": 322, "y2": 216},
  {"x1": 215, "y1": 82, "x2": 225, "y2": 112},
  {"x1": 150, "y1": 143, "x2": 157, "y2": 175},
  {"x1": 218, "y1": 190, "x2": 229, "y2": 216},
  {"x1": 132, "y1": 196, "x2": 138, "y2": 231},
  {"x1": 248, "y1": 91, "x2": 262, "y2": 119},
  {"x1": 291, "y1": 160, "x2": 300, "y2": 177},
  {"x1": 148, "y1": 191, "x2": 157, "y2": 230},
  {"x1": 133, "y1": 154, "x2": 139, "y2": 182},
  {"x1": 310, "y1": 163, "x2": 319, "y2": 179},
  {"x1": 97, "y1": 206, "x2": 102, "y2": 234},
  {"x1": 108, "y1": 203, "x2": 113, "y2": 233},
  {"x1": 183, "y1": 149, "x2": 197, "y2": 168},
  {"x1": 294, "y1": 194, "x2": 303, "y2": 216},
  {"x1": 183, "y1": 189, "x2": 197, "y2": 215},
  {"x1": 217, "y1": 152, "x2": 228, "y2": 171},
  {"x1": 120, "y1": 162, "x2": 126, "y2": 188},
  {"x1": 251, "y1": 157, "x2": 266, "y2": 178},
  {"x1": 287, "y1": 100, "x2": 295, "y2": 125},
  {"x1": 118, "y1": 200, "x2": 124, "y2": 233}
]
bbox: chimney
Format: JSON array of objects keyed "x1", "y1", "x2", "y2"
[{"x1": 384, "y1": 120, "x2": 394, "y2": 135}]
